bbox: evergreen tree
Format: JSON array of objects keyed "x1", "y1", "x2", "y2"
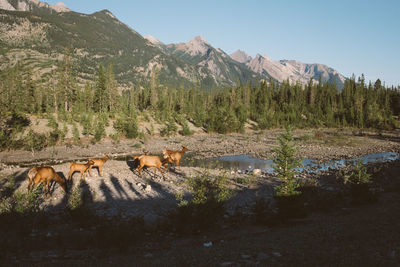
[
  {"x1": 273, "y1": 125, "x2": 302, "y2": 196},
  {"x1": 93, "y1": 65, "x2": 108, "y2": 113},
  {"x1": 106, "y1": 62, "x2": 119, "y2": 113},
  {"x1": 94, "y1": 120, "x2": 106, "y2": 141}
]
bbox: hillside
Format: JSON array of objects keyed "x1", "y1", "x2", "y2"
[
  {"x1": 0, "y1": 0, "x2": 347, "y2": 89},
  {"x1": 0, "y1": 1, "x2": 216, "y2": 88}
]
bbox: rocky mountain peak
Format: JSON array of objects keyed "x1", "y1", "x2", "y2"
[
  {"x1": 230, "y1": 49, "x2": 252, "y2": 64},
  {"x1": 190, "y1": 35, "x2": 209, "y2": 46},
  {"x1": 168, "y1": 35, "x2": 211, "y2": 57},
  {"x1": 50, "y1": 1, "x2": 69, "y2": 12},
  {"x1": 0, "y1": 0, "x2": 70, "y2": 12}
]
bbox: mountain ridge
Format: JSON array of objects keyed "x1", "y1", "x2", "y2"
[
  {"x1": 230, "y1": 51, "x2": 346, "y2": 89},
  {"x1": 0, "y1": 0, "x2": 347, "y2": 89}
]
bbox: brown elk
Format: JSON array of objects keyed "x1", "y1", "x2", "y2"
[
  {"x1": 133, "y1": 155, "x2": 170, "y2": 180},
  {"x1": 27, "y1": 166, "x2": 39, "y2": 189},
  {"x1": 162, "y1": 146, "x2": 188, "y2": 170},
  {"x1": 87, "y1": 154, "x2": 109, "y2": 177},
  {"x1": 68, "y1": 160, "x2": 94, "y2": 181},
  {"x1": 27, "y1": 166, "x2": 67, "y2": 196}
]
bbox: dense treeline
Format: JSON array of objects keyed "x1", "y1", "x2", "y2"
[{"x1": 0, "y1": 53, "x2": 399, "y2": 149}]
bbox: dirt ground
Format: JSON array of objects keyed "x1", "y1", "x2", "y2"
[
  {"x1": 0, "y1": 129, "x2": 399, "y2": 218},
  {"x1": 1, "y1": 129, "x2": 400, "y2": 265}
]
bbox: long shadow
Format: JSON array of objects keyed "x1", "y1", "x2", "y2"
[
  {"x1": 79, "y1": 179, "x2": 94, "y2": 206},
  {"x1": 124, "y1": 179, "x2": 140, "y2": 197},
  {"x1": 126, "y1": 158, "x2": 140, "y2": 173},
  {"x1": 13, "y1": 168, "x2": 30, "y2": 188},
  {"x1": 99, "y1": 179, "x2": 114, "y2": 204},
  {"x1": 110, "y1": 175, "x2": 129, "y2": 199}
]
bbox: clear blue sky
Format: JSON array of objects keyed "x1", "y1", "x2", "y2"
[{"x1": 46, "y1": 0, "x2": 400, "y2": 87}]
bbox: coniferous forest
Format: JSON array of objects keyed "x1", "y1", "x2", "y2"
[{"x1": 0, "y1": 53, "x2": 399, "y2": 151}]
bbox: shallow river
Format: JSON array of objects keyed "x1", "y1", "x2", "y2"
[{"x1": 182, "y1": 152, "x2": 399, "y2": 173}]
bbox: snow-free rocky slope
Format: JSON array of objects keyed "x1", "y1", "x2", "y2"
[{"x1": 1, "y1": 0, "x2": 346, "y2": 89}]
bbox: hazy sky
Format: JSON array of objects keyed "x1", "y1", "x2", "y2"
[{"x1": 45, "y1": 0, "x2": 400, "y2": 87}]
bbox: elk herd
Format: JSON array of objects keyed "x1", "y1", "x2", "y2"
[{"x1": 26, "y1": 146, "x2": 188, "y2": 196}]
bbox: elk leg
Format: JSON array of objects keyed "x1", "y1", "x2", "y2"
[
  {"x1": 45, "y1": 181, "x2": 50, "y2": 198},
  {"x1": 138, "y1": 165, "x2": 143, "y2": 177},
  {"x1": 67, "y1": 170, "x2": 73, "y2": 180},
  {"x1": 88, "y1": 166, "x2": 92, "y2": 177},
  {"x1": 28, "y1": 179, "x2": 32, "y2": 193}
]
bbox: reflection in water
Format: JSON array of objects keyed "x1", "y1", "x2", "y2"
[{"x1": 183, "y1": 152, "x2": 399, "y2": 173}]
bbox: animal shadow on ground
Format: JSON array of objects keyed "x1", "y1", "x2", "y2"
[
  {"x1": 45, "y1": 171, "x2": 69, "y2": 196},
  {"x1": 0, "y1": 169, "x2": 29, "y2": 198},
  {"x1": 126, "y1": 159, "x2": 140, "y2": 173},
  {"x1": 110, "y1": 175, "x2": 129, "y2": 199}
]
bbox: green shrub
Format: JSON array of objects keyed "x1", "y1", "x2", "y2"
[
  {"x1": 169, "y1": 171, "x2": 231, "y2": 232},
  {"x1": 68, "y1": 184, "x2": 83, "y2": 211},
  {"x1": 0, "y1": 112, "x2": 30, "y2": 149},
  {"x1": 47, "y1": 114, "x2": 58, "y2": 130},
  {"x1": 235, "y1": 175, "x2": 256, "y2": 186},
  {"x1": 12, "y1": 186, "x2": 43, "y2": 214},
  {"x1": 113, "y1": 116, "x2": 138, "y2": 139},
  {"x1": 24, "y1": 129, "x2": 47, "y2": 151},
  {"x1": 109, "y1": 132, "x2": 121, "y2": 142},
  {"x1": 48, "y1": 129, "x2": 60, "y2": 146},
  {"x1": 208, "y1": 107, "x2": 240, "y2": 134},
  {"x1": 345, "y1": 160, "x2": 377, "y2": 204},
  {"x1": 160, "y1": 117, "x2": 177, "y2": 137},
  {"x1": 187, "y1": 172, "x2": 231, "y2": 204},
  {"x1": 179, "y1": 121, "x2": 194, "y2": 136}
]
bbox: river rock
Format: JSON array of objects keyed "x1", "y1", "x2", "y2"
[{"x1": 252, "y1": 169, "x2": 262, "y2": 176}]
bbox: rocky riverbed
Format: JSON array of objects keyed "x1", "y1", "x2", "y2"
[
  {"x1": 1, "y1": 129, "x2": 400, "y2": 266},
  {"x1": 0, "y1": 129, "x2": 399, "y2": 221}
]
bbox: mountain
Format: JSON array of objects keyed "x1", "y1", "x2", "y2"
[
  {"x1": 230, "y1": 50, "x2": 346, "y2": 89},
  {"x1": 230, "y1": 49, "x2": 251, "y2": 64},
  {"x1": 0, "y1": 0, "x2": 219, "y2": 88},
  {"x1": 0, "y1": 0, "x2": 346, "y2": 89},
  {"x1": 144, "y1": 35, "x2": 168, "y2": 52},
  {"x1": 0, "y1": 0, "x2": 70, "y2": 13},
  {"x1": 164, "y1": 36, "x2": 260, "y2": 86}
]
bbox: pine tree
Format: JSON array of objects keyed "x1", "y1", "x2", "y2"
[
  {"x1": 94, "y1": 120, "x2": 106, "y2": 141},
  {"x1": 273, "y1": 125, "x2": 302, "y2": 196},
  {"x1": 93, "y1": 65, "x2": 108, "y2": 113},
  {"x1": 106, "y1": 62, "x2": 118, "y2": 113}
]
